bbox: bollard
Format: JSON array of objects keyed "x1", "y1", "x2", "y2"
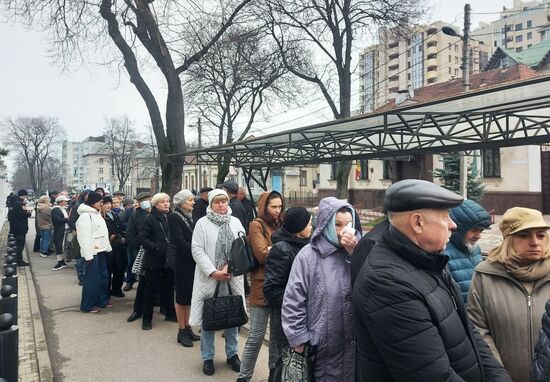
[
  {"x1": 0, "y1": 268, "x2": 17, "y2": 296},
  {"x1": 5, "y1": 248, "x2": 15, "y2": 255},
  {"x1": 2, "y1": 257, "x2": 16, "y2": 275},
  {"x1": 0, "y1": 313, "x2": 18, "y2": 382},
  {"x1": 6, "y1": 241, "x2": 16, "y2": 248},
  {"x1": 0, "y1": 286, "x2": 16, "y2": 326}
]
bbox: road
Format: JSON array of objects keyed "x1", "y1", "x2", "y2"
[{"x1": 25, "y1": 221, "x2": 270, "y2": 382}]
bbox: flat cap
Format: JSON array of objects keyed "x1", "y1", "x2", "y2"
[
  {"x1": 199, "y1": 187, "x2": 213, "y2": 194},
  {"x1": 222, "y1": 180, "x2": 239, "y2": 194},
  {"x1": 384, "y1": 179, "x2": 463, "y2": 212},
  {"x1": 135, "y1": 192, "x2": 152, "y2": 201}
]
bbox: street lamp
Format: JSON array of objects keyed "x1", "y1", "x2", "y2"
[{"x1": 442, "y1": 4, "x2": 471, "y2": 198}]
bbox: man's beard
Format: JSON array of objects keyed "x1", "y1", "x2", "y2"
[{"x1": 465, "y1": 242, "x2": 478, "y2": 254}]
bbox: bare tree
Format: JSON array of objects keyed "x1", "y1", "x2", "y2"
[
  {"x1": 185, "y1": 25, "x2": 293, "y2": 185},
  {"x1": 2, "y1": 0, "x2": 253, "y2": 196},
  {"x1": 2, "y1": 117, "x2": 65, "y2": 194},
  {"x1": 102, "y1": 115, "x2": 139, "y2": 191},
  {"x1": 262, "y1": 0, "x2": 426, "y2": 198},
  {"x1": 138, "y1": 124, "x2": 162, "y2": 193}
]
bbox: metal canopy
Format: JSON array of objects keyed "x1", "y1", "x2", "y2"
[{"x1": 172, "y1": 75, "x2": 550, "y2": 169}]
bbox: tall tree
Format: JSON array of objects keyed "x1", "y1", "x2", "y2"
[
  {"x1": 185, "y1": 25, "x2": 293, "y2": 185},
  {"x1": 3, "y1": 0, "x2": 253, "y2": 196},
  {"x1": 433, "y1": 152, "x2": 486, "y2": 202},
  {"x1": 102, "y1": 115, "x2": 139, "y2": 191},
  {"x1": 262, "y1": 0, "x2": 425, "y2": 198},
  {"x1": 2, "y1": 117, "x2": 65, "y2": 194}
]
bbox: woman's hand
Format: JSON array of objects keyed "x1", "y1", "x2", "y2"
[
  {"x1": 340, "y1": 231, "x2": 358, "y2": 254},
  {"x1": 210, "y1": 265, "x2": 231, "y2": 281},
  {"x1": 294, "y1": 344, "x2": 305, "y2": 354}
]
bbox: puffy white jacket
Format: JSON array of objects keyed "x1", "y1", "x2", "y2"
[{"x1": 76, "y1": 204, "x2": 112, "y2": 261}]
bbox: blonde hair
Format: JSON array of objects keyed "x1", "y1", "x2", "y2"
[
  {"x1": 151, "y1": 192, "x2": 170, "y2": 207},
  {"x1": 488, "y1": 231, "x2": 550, "y2": 265},
  {"x1": 38, "y1": 195, "x2": 50, "y2": 204}
]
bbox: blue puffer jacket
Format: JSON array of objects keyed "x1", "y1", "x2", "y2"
[
  {"x1": 533, "y1": 299, "x2": 550, "y2": 382},
  {"x1": 445, "y1": 199, "x2": 491, "y2": 303}
]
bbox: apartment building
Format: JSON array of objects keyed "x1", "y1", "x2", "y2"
[
  {"x1": 474, "y1": 0, "x2": 550, "y2": 56},
  {"x1": 62, "y1": 137, "x2": 107, "y2": 191},
  {"x1": 359, "y1": 21, "x2": 483, "y2": 114}
]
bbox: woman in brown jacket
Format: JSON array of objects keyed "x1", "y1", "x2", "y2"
[
  {"x1": 237, "y1": 190, "x2": 283, "y2": 382},
  {"x1": 468, "y1": 207, "x2": 550, "y2": 382}
]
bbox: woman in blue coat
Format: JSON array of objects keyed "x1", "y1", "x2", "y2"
[{"x1": 533, "y1": 299, "x2": 550, "y2": 382}]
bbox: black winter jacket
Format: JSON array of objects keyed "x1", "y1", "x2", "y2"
[
  {"x1": 533, "y1": 299, "x2": 550, "y2": 382},
  {"x1": 263, "y1": 228, "x2": 309, "y2": 309},
  {"x1": 139, "y1": 207, "x2": 170, "y2": 270},
  {"x1": 104, "y1": 212, "x2": 126, "y2": 255},
  {"x1": 51, "y1": 207, "x2": 68, "y2": 252},
  {"x1": 127, "y1": 208, "x2": 148, "y2": 249},
  {"x1": 192, "y1": 198, "x2": 208, "y2": 224},
  {"x1": 352, "y1": 226, "x2": 511, "y2": 382},
  {"x1": 8, "y1": 199, "x2": 31, "y2": 234},
  {"x1": 350, "y1": 218, "x2": 389, "y2": 287}
]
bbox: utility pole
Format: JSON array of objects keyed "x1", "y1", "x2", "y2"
[
  {"x1": 459, "y1": 4, "x2": 471, "y2": 198},
  {"x1": 197, "y1": 118, "x2": 202, "y2": 189}
]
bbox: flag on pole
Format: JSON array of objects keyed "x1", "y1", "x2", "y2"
[{"x1": 355, "y1": 160, "x2": 361, "y2": 181}]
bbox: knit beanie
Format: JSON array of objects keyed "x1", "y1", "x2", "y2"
[
  {"x1": 208, "y1": 189, "x2": 229, "y2": 207},
  {"x1": 17, "y1": 189, "x2": 28, "y2": 197},
  {"x1": 85, "y1": 191, "x2": 103, "y2": 206},
  {"x1": 173, "y1": 189, "x2": 194, "y2": 206},
  {"x1": 283, "y1": 207, "x2": 311, "y2": 234}
]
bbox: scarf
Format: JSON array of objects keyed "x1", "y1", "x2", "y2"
[
  {"x1": 206, "y1": 206, "x2": 234, "y2": 268},
  {"x1": 505, "y1": 256, "x2": 550, "y2": 282},
  {"x1": 174, "y1": 207, "x2": 193, "y2": 231}
]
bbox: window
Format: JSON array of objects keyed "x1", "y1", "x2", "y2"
[
  {"x1": 455, "y1": 57, "x2": 459, "y2": 64},
  {"x1": 454, "y1": 45, "x2": 458, "y2": 52},
  {"x1": 448, "y1": 54, "x2": 452, "y2": 62},
  {"x1": 98, "y1": 167, "x2": 103, "y2": 174},
  {"x1": 330, "y1": 162, "x2": 339, "y2": 180},
  {"x1": 448, "y1": 67, "x2": 452, "y2": 74},
  {"x1": 515, "y1": 23, "x2": 523, "y2": 31},
  {"x1": 99, "y1": 158, "x2": 104, "y2": 165},
  {"x1": 516, "y1": 35, "x2": 523, "y2": 43},
  {"x1": 494, "y1": 40, "x2": 497, "y2": 47},
  {"x1": 527, "y1": 32, "x2": 532, "y2": 40},
  {"x1": 516, "y1": 47, "x2": 523, "y2": 52},
  {"x1": 455, "y1": 69, "x2": 459, "y2": 76},
  {"x1": 299, "y1": 170, "x2": 307, "y2": 186},
  {"x1": 382, "y1": 160, "x2": 392, "y2": 179},
  {"x1": 482, "y1": 148, "x2": 501, "y2": 177},
  {"x1": 356, "y1": 160, "x2": 369, "y2": 180},
  {"x1": 407, "y1": 73, "x2": 411, "y2": 80},
  {"x1": 527, "y1": 20, "x2": 532, "y2": 28}
]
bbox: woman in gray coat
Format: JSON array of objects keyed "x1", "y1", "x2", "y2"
[{"x1": 282, "y1": 197, "x2": 360, "y2": 381}]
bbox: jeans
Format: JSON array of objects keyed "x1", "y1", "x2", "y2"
[
  {"x1": 40, "y1": 229, "x2": 52, "y2": 254},
  {"x1": 269, "y1": 308, "x2": 289, "y2": 381},
  {"x1": 75, "y1": 257, "x2": 86, "y2": 282},
  {"x1": 238, "y1": 306, "x2": 276, "y2": 380},
  {"x1": 201, "y1": 326, "x2": 239, "y2": 361},
  {"x1": 125, "y1": 246, "x2": 138, "y2": 285},
  {"x1": 80, "y1": 252, "x2": 109, "y2": 312}
]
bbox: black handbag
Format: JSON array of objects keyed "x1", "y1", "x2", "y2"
[
  {"x1": 228, "y1": 231, "x2": 259, "y2": 276},
  {"x1": 202, "y1": 281, "x2": 248, "y2": 331}
]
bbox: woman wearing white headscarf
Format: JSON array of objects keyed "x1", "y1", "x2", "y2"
[{"x1": 190, "y1": 189, "x2": 246, "y2": 376}]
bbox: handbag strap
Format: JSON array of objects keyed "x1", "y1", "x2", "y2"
[
  {"x1": 214, "y1": 281, "x2": 233, "y2": 297},
  {"x1": 158, "y1": 219, "x2": 170, "y2": 243}
]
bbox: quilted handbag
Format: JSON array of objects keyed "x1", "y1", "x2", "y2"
[
  {"x1": 228, "y1": 231, "x2": 258, "y2": 276},
  {"x1": 132, "y1": 246, "x2": 146, "y2": 275},
  {"x1": 202, "y1": 281, "x2": 248, "y2": 331}
]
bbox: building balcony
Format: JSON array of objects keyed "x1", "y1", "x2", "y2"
[
  {"x1": 426, "y1": 70, "x2": 438, "y2": 80},
  {"x1": 427, "y1": 44, "x2": 438, "y2": 55},
  {"x1": 427, "y1": 58, "x2": 438, "y2": 68}
]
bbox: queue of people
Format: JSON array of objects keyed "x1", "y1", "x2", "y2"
[{"x1": 7, "y1": 179, "x2": 550, "y2": 382}]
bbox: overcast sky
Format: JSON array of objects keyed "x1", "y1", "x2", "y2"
[{"x1": 0, "y1": 0, "x2": 517, "y2": 148}]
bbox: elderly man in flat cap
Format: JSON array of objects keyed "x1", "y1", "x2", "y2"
[{"x1": 352, "y1": 179, "x2": 510, "y2": 382}]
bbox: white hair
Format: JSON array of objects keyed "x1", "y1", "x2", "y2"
[{"x1": 151, "y1": 192, "x2": 170, "y2": 207}]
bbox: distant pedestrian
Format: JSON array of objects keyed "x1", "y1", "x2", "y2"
[
  {"x1": 102, "y1": 196, "x2": 126, "y2": 298},
  {"x1": 238, "y1": 187, "x2": 255, "y2": 231},
  {"x1": 51, "y1": 195, "x2": 70, "y2": 271},
  {"x1": 192, "y1": 187, "x2": 212, "y2": 223},
  {"x1": 77, "y1": 191, "x2": 111, "y2": 313},
  {"x1": 68, "y1": 190, "x2": 92, "y2": 285},
  {"x1": 118, "y1": 198, "x2": 134, "y2": 230},
  {"x1": 190, "y1": 189, "x2": 246, "y2": 376},
  {"x1": 8, "y1": 189, "x2": 32, "y2": 266},
  {"x1": 223, "y1": 180, "x2": 249, "y2": 231},
  {"x1": 36, "y1": 195, "x2": 53, "y2": 258}
]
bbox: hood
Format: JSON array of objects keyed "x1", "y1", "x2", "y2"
[
  {"x1": 77, "y1": 203, "x2": 100, "y2": 215},
  {"x1": 311, "y1": 197, "x2": 359, "y2": 256},
  {"x1": 449, "y1": 199, "x2": 491, "y2": 251},
  {"x1": 272, "y1": 227, "x2": 310, "y2": 247},
  {"x1": 257, "y1": 190, "x2": 283, "y2": 228},
  {"x1": 37, "y1": 202, "x2": 50, "y2": 211}
]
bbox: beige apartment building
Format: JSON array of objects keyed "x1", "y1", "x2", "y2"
[
  {"x1": 359, "y1": 21, "x2": 483, "y2": 114},
  {"x1": 474, "y1": 0, "x2": 550, "y2": 56}
]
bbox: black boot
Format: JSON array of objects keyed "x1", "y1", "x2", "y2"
[
  {"x1": 186, "y1": 325, "x2": 201, "y2": 341},
  {"x1": 177, "y1": 328, "x2": 193, "y2": 347}
]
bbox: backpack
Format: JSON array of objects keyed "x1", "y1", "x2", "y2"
[{"x1": 228, "y1": 231, "x2": 259, "y2": 276}]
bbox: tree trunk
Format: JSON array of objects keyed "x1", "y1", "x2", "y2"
[{"x1": 216, "y1": 154, "x2": 231, "y2": 186}]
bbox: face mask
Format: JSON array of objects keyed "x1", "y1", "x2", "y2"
[
  {"x1": 140, "y1": 201, "x2": 151, "y2": 210},
  {"x1": 112, "y1": 207, "x2": 121, "y2": 214}
]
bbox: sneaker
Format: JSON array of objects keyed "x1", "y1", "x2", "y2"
[
  {"x1": 203, "y1": 360, "x2": 215, "y2": 376},
  {"x1": 61, "y1": 260, "x2": 68, "y2": 266},
  {"x1": 123, "y1": 284, "x2": 133, "y2": 292},
  {"x1": 88, "y1": 307, "x2": 101, "y2": 313},
  {"x1": 103, "y1": 301, "x2": 113, "y2": 308},
  {"x1": 52, "y1": 262, "x2": 66, "y2": 271},
  {"x1": 39, "y1": 252, "x2": 50, "y2": 258}
]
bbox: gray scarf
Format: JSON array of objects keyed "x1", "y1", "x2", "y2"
[{"x1": 206, "y1": 206, "x2": 233, "y2": 268}]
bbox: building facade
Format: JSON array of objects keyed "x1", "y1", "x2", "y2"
[{"x1": 474, "y1": 0, "x2": 550, "y2": 56}]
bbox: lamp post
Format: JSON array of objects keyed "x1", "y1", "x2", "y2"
[{"x1": 442, "y1": 3, "x2": 471, "y2": 198}]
